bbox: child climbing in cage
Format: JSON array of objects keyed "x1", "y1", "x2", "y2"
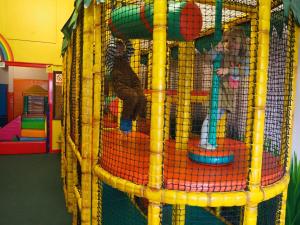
[
  {"x1": 106, "y1": 37, "x2": 147, "y2": 133},
  {"x1": 200, "y1": 27, "x2": 248, "y2": 150}
]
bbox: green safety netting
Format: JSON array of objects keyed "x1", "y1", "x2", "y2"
[
  {"x1": 61, "y1": 0, "x2": 83, "y2": 54},
  {"x1": 61, "y1": 0, "x2": 104, "y2": 55},
  {"x1": 284, "y1": 0, "x2": 300, "y2": 25}
]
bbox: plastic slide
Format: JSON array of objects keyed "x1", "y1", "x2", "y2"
[{"x1": 0, "y1": 116, "x2": 21, "y2": 141}]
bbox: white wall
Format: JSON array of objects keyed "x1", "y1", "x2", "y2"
[
  {"x1": 8, "y1": 66, "x2": 47, "y2": 92},
  {"x1": 292, "y1": 35, "x2": 300, "y2": 157},
  {"x1": 0, "y1": 67, "x2": 9, "y2": 84}
]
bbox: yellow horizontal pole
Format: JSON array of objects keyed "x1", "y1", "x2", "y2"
[
  {"x1": 94, "y1": 165, "x2": 289, "y2": 207},
  {"x1": 145, "y1": 94, "x2": 209, "y2": 104},
  {"x1": 103, "y1": 127, "x2": 118, "y2": 131},
  {"x1": 46, "y1": 65, "x2": 63, "y2": 73},
  {"x1": 74, "y1": 186, "x2": 82, "y2": 211},
  {"x1": 67, "y1": 135, "x2": 83, "y2": 166}
]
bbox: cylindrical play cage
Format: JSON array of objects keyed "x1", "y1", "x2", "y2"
[{"x1": 61, "y1": 0, "x2": 299, "y2": 225}]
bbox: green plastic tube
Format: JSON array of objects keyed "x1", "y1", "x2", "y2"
[{"x1": 109, "y1": 1, "x2": 202, "y2": 41}]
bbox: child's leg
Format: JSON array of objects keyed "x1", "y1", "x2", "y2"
[
  {"x1": 120, "y1": 92, "x2": 139, "y2": 132},
  {"x1": 121, "y1": 92, "x2": 138, "y2": 120},
  {"x1": 200, "y1": 114, "x2": 210, "y2": 146},
  {"x1": 200, "y1": 109, "x2": 225, "y2": 149},
  {"x1": 133, "y1": 94, "x2": 147, "y2": 120}
]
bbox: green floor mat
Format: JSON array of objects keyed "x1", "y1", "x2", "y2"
[{"x1": 0, "y1": 154, "x2": 71, "y2": 225}]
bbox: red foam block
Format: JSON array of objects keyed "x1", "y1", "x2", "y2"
[{"x1": 0, "y1": 141, "x2": 46, "y2": 155}]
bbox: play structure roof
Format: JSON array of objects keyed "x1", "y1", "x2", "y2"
[{"x1": 23, "y1": 85, "x2": 48, "y2": 97}]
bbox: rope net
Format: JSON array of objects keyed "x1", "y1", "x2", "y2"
[
  {"x1": 257, "y1": 195, "x2": 282, "y2": 225},
  {"x1": 61, "y1": 0, "x2": 297, "y2": 224},
  {"x1": 100, "y1": 0, "x2": 256, "y2": 193},
  {"x1": 100, "y1": 183, "x2": 243, "y2": 225},
  {"x1": 262, "y1": 5, "x2": 295, "y2": 186},
  {"x1": 62, "y1": 7, "x2": 84, "y2": 220}
]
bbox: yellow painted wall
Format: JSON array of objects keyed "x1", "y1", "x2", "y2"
[
  {"x1": 0, "y1": 0, "x2": 74, "y2": 65},
  {"x1": 52, "y1": 120, "x2": 62, "y2": 151}
]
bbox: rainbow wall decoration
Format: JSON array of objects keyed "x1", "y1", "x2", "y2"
[{"x1": 0, "y1": 33, "x2": 14, "y2": 62}]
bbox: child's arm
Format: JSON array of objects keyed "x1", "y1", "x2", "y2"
[
  {"x1": 227, "y1": 57, "x2": 250, "y2": 78},
  {"x1": 105, "y1": 38, "x2": 118, "y2": 72},
  {"x1": 124, "y1": 40, "x2": 134, "y2": 61}
]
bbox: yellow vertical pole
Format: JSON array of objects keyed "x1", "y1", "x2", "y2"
[
  {"x1": 279, "y1": 24, "x2": 299, "y2": 225},
  {"x1": 147, "y1": 51, "x2": 153, "y2": 119},
  {"x1": 72, "y1": 18, "x2": 83, "y2": 225},
  {"x1": 280, "y1": 19, "x2": 298, "y2": 165},
  {"x1": 279, "y1": 190, "x2": 288, "y2": 225},
  {"x1": 92, "y1": 1, "x2": 102, "y2": 225},
  {"x1": 148, "y1": 0, "x2": 167, "y2": 224},
  {"x1": 245, "y1": 13, "x2": 258, "y2": 148},
  {"x1": 148, "y1": 51, "x2": 153, "y2": 90},
  {"x1": 118, "y1": 100, "x2": 123, "y2": 128},
  {"x1": 164, "y1": 50, "x2": 171, "y2": 140},
  {"x1": 74, "y1": 28, "x2": 81, "y2": 155},
  {"x1": 243, "y1": 1, "x2": 271, "y2": 225},
  {"x1": 81, "y1": 5, "x2": 94, "y2": 225},
  {"x1": 66, "y1": 45, "x2": 74, "y2": 213},
  {"x1": 62, "y1": 54, "x2": 68, "y2": 208},
  {"x1": 131, "y1": 40, "x2": 141, "y2": 132},
  {"x1": 62, "y1": 54, "x2": 67, "y2": 181},
  {"x1": 172, "y1": 205, "x2": 186, "y2": 225},
  {"x1": 173, "y1": 42, "x2": 194, "y2": 225},
  {"x1": 241, "y1": 14, "x2": 258, "y2": 225},
  {"x1": 286, "y1": 25, "x2": 299, "y2": 179},
  {"x1": 175, "y1": 42, "x2": 194, "y2": 151},
  {"x1": 131, "y1": 42, "x2": 141, "y2": 73}
]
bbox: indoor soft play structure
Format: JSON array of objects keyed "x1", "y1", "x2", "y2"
[{"x1": 61, "y1": 0, "x2": 299, "y2": 225}]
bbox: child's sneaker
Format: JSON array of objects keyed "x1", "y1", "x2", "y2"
[{"x1": 120, "y1": 118, "x2": 132, "y2": 133}]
